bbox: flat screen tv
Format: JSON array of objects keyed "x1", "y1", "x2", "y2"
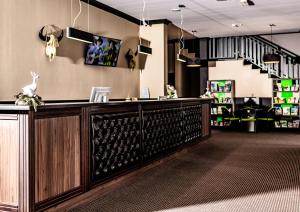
[{"x1": 85, "y1": 35, "x2": 121, "y2": 67}]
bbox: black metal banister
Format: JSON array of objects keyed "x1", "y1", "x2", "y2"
[
  {"x1": 208, "y1": 35, "x2": 300, "y2": 79},
  {"x1": 252, "y1": 35, "x2": 299, "y2": 58}
]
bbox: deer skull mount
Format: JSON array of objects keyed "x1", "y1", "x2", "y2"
[
  {"x1": 39, "y1": 25, "x2": 63, "y2": 62},
  {"x1": 125, "y1": 48, "x2": 138, "y2": 70}
]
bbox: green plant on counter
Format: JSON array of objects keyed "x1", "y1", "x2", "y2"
[{"x1": 15, "y1": 93, "x2": 44, "y2": 112}]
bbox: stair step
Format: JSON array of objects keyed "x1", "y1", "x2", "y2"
[
  {"x1": 243, "y1": 59, "x2": 252, "y2": 65},
  {"x1": 260, "y1": 69, "x2": 268, "y2": 74},
  {"x1": 252, "y1": 64, "x2": 260, "y2": 69},
  {"x1": 269, "y1": 74, "x2": 280, "y2": 79},
  {"x1": 208, "y1": 61, "x2": 217, "y2": 67}
]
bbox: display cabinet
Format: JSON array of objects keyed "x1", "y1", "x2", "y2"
[{"x1": 208, "y1": 80, "x2": 235, "y2": 127}]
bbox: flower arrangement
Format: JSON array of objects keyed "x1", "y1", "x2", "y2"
[{"x1": 15, "y1": 93, "x2": 44, "y2": 112}]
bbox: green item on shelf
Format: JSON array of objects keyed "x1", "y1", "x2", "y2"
[
  {"x1": 281, "y1": 79, "x2": 293, "y2": 87},
  {"x1": 217, "y1": 116, "x2": 223, "y2": 122},
  {"x1": 217, "y1": 80, "x2": 226, "y2": 92},
  {"x1": 217, "y1": 80, "x2": 226, "y2": 86},
  {"x1": 217, "y1": 93, "x2": 226, "y2": 99},
  {"x1": 281, "y1": 91, "x2": 293, "y2": 98},
  {"x1": 281, "y1": 103, "x2": 293, "y2": 108}
]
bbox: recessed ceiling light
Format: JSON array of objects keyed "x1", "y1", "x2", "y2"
[
  {"x1": 171, "y1": 8, "x2": 181, "y2": 12},
  {"x1": 171, "y1": 4, "x2": 186, "y2": 12},
  {"x1": 240, "y1": 0, "x2": 255, "y2": 6},
  {"x1": 232, "y1": 23, "x2": 243, "y2": 28}
]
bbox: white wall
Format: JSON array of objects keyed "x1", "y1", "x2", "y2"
[
  {"x1": 139, "y1": 24, "x2": 167, "y2": 98},
  {"x1": 209, "y1": 60, "x2": 272, "y2": 97}
]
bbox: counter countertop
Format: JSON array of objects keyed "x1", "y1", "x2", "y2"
[{"x1": 0, "y1": 98, "x2": 212, "y2": 111}]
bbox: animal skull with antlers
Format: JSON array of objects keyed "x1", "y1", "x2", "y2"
[{"x1": 39, "y1": 25, "x2": 63, "y2": 62}]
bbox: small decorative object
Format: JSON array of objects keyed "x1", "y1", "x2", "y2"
[
  {"x1": 141, "y1": 87, "x2": 150, "y2": 99},
  {"x1": 125, "y1": 96, "x2": 138, "y2": 101},
  {"x1": 200, "y1": 87, "x2": 215, "y2": 98},
  {"x1": 39, "y1": 25, "x2": 64, "y2": 62},
  {"x1": 15, "y1": 72, "x2": 44, "y2": 111},
  {"x1": 166, "y1": 85, "x2": 178, "y2": 99},
  {"x1": 125, "y1": 48, "x2": 137, "y2": 70},
  {"x1": 89, "y1": 87, "x2": 112, "y2": 103}
]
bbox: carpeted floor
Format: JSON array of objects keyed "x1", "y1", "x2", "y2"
[{"x1": 70, "y1": 131, "x2": 300, "y2": 212}]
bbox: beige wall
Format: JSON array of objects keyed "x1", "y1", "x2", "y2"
[
  {"x1": 209, "y1": 60, "x2": 272, "y2": 97},
  {"x1": 139, "y1": 24, "x2": 167, "y2": 98},
  {"x1": 0, "y1": 0, "x2": 140, "y2": 100}
]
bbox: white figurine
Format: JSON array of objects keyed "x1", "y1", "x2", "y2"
[{"x1": 22, "y1": 72, "x2": 39, "y2": 97}]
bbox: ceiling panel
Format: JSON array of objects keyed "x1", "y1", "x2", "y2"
[{"x1": 97, "y1": 0, "x2": 300, "y2": 37}]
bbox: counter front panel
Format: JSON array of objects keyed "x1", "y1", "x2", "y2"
[{"x1": 0, "y1": 98, "x2": 211, "y2": 212}]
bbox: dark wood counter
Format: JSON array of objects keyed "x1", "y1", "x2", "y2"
[{"x1": 0, "y1": 98, "x2": 211, "y2": 212}]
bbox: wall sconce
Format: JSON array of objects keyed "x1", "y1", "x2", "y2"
[{"x1": 39, "y1": 25, "x2": 63, "y2": 62}]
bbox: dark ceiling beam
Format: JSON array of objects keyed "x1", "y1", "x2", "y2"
[
  {"x1": 148, "y1": 19, "x2": 172, "y2": 25},
  {"x1": 80, "y1": 0, "x2": 172, "y2": 26},
  {"x1": 80, "y1": 0, "x2": 140, "y2": 25}
]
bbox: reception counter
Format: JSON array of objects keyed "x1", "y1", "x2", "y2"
[{"x1": 0, "y1": 98, "x2": 211, "y2": 212}]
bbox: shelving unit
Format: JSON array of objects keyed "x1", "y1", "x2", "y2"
[
  {"x1": 272, "y1": 79, "x2": 300, "y2": 129},
  {"x1": 208, "y1": 80, "x2": 235, "y2": 127}
]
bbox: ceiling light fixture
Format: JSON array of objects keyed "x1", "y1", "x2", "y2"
[
  {"x1": 138, "y1": 0, "x2": 152, "y2": 55},
  {"x1": 232, "y1": 23, "x2": 243, "y2": 28},
  {"x1": 66, "y1": 0, "x2": 93, "y2": 43},
  {"x1": 263, "y1": 24, "x2": 280, "y2": 64},
  {"x1": 187, "y1": 30, "x2": 201, "y2": 68},
  {"x1": 174, "y1": 4, "x2": 186, "y2": 63},
  {"x1": 171, "y1": 8, "x2": 181, "y2": 12},
  {"x1": 240, "y1": 0, "x2": 255, "y2": 6}
]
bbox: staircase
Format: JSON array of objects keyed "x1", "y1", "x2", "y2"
[{"x1": 208, "y1": 35, "x2": 300, "y2": 79}]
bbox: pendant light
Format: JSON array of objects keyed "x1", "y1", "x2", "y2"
[
  {"x1": 263, "y1": 24, "x2": 280, "y2": 64},
  {"x1": 175, "y1": 5, "x2": 187, "y2": 63},
  {"x1": 187, "y1": 30, "x2": 201, "y2": 68},
  {"x1": 138, "y1": 0, "x2": 152, "y2": 55},
  {"x1": 66, "y1": 0, "x2": 93, "y2": 43}
]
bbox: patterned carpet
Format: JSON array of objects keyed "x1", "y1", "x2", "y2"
[{"x1": 70, "y1": 131, "x2": 300, "y2": 212}]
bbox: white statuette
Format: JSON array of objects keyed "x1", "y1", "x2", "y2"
[{"x1": 22, "y1": 72, "x2": 39, "y2": 97}]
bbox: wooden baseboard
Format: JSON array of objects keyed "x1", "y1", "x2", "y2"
[{"x1": 35, "y1": 187, "x2": 83, "y2": 212}]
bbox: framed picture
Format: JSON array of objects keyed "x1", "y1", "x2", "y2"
[{"x1": 89, "y1": 87, "x2": 112, "y2": 103}]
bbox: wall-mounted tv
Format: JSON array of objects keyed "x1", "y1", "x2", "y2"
[{"x1": 85, "y1": 35, "x2": 121, "y2": 67}]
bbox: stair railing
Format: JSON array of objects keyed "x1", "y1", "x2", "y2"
[{"x1": 209, "y1": 35, "x2": 300, "y2": 79}]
